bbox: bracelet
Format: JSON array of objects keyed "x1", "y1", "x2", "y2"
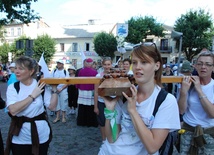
[
  {"x1": 199, "y1": 95, "x2": 207, "y2": 100},
  {"x1": 51, "y1": 90, "x2": 58, "y2": 94},
  {"x1": 28, "y1": 95, "x2": 35, "y2": 101}
]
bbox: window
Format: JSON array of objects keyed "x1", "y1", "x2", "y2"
[
  {"x1": 85, "y1": 43, "x2": 90, "y2": 51},
  {"x1": 60, "y1": 43, "x2": 64, "y2": 52},
  {"x1": 162, "y1": 57, "x2": 167, "y2": 64},
  {"x1": 72, "y1": 59, "x2": 77, "y2": 68},
  {"x1": 17, "y1": 28, "x2": 21, "y2": 36},
  {"x1": 11, "y1": 28, "x2": 14, "y2": 36},
  {"x1": 160, "y1": 39, "x2": 168, "y2": 50},
  {"x1": 72, "y1": 43, "x2": 78, "y2": 52}
]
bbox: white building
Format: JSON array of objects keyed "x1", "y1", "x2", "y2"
[{"x1": 2, "y1": 19, "x2": 180, "y2": 69}]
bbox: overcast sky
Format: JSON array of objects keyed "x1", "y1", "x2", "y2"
[{"x1": 31, "y1": 0, "x2": 214, "y2": 26}]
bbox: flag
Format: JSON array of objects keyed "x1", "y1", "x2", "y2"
[
  {"x1": 79, "y1": 45, "x2": 86, "y2": 65},
  {"x1": 38, "y1": 52, "x2": 51, "y2": 78},
  {"x1": 116, "y1": 57, "x2": 121, "y2": 65}
]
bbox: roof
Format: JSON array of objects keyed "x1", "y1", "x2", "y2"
[{"x1": 37, "y1": 23, "x2": 115, "y2": 39}]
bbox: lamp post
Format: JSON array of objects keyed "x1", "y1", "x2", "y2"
[
  {"x1": 171, "y1": 30, "x2": 183, "y2": 74},
  {"x1": 16, "y1": 39, "x2": 34, "y2": 57}
]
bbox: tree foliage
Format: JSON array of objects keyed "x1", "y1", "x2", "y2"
[
  {"x1": 0, "y1": 26, "x2": 6, "y2": 42},
  {"x1": 0, "y1": 43, "x2": 12, "y2": 63},
  {"x1": 93, "y1": 32, "x2": 117, "y2": 59},
  {"x1": 126, "y1": 16, "x2": 165, "y2": 44},
  {"x1": 174, "y1": 9, "x2": 214, "y2": 61},
  {"x1": 33, "y1": 34, "x2": 56, "y2": 64},
  {"x1": 0, "y1": 0, "x2": 39, "y2": 25}
]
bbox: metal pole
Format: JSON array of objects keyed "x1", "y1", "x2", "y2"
[{"x1": 177, "y1": 36, "x2": 183, "y2": 74}]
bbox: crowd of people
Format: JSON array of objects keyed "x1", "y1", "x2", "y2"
[{"x1": 0, "y1": 46, "x2": 214, "y2": 154}]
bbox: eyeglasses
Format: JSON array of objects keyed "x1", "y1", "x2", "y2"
[{"x1": 196, "y1": 62, "x2": 214, "y2": 67}]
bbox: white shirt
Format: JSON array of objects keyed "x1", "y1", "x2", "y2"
[
  {"x1": 183, "y1": 79, "x2": 214, "y2": 128},
  {"x1": 6, "y1": 79, "x2": 52, "y2": 144},
  {"x1": 96, "y1": 72, "x2": 105, "y2": 103},
  {"x1": 99, "y1": 86, "x2": 180, "y2": 155},
  {"x1": 51, "y1": 68, "x2": 69, "y2": 89}
]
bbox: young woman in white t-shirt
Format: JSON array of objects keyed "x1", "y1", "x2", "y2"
[
  {"x1": 98, "y1": 43, "x2": 180, "y2": 155},
  {"x1": 94, "y1": 57, "x2": 112, "y2": 142}
]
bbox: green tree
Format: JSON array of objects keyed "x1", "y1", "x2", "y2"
[
  {"x1": 93, "y1": 32, "x2": 117, "y2": 59},
  {"x1": 33, "y1": 34, "x2": 56, "y2": 64},
  {"x1": 0, "y1": 25, "x2": 6, "y2": 42},
  {"x1": 174, "y1": 9, "x2": 214, "y2": 61},
  {"x1": 0, "y1": 43, "x2": 12, "y2": 63},
  {"x1": 126, "y1": 16, "x2": 165, "y2": 44},
  {"x1": 0, "y1": 0, "x2": 39, "y2": 25}
]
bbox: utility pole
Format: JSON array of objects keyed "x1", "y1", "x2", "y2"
[{"x1": 171, "y1": 30, "x2": 183, "y2": 74}]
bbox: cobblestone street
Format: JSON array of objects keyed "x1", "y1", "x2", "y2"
[{"x1": 0, "y1": 82, "x2": 102, "y2": 155}]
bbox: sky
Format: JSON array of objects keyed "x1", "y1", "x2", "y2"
[{"x1": 31, "y1": 0, "x2": 214, "y2": 27}]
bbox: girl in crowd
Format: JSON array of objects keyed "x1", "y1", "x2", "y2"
[
  {"x1": 123, "y1": 58, "x2": 133, "y2": 74},
  {"x1": 5, "y1": 56, "x2": 58, "y2": 155},
  {"x1": 178, "y1": 50, "x2": 214, "y2": 154},
  {"x1": 98, "y1": 43, "x2": 180, "y2": 155},
  {"x1": 94, "y1": 57, "x2": 112, "y2": 141},
  {"x1": 67, "y1": 66, "x2": 78, "y2": 115}
]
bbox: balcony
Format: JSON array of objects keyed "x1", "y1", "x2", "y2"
[{"x1": 157, "y1": 46, "x2": 172, "y2": 53}]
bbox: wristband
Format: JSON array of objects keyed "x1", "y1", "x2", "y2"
[
  {"x1": 51, "y1": 90, "x2": 58, "y2": 94},
  {"x1": 104, "y1": 108, "x2": 118, "y2": 141},
  {"x1": 199, "y1": 95, "x2": 207, "y2": 100},
  {"x1": 28, "y1": 95, "x2": 35, "y2": 101}
]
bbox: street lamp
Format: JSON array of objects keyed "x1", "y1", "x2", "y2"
[
  {"x1": 16, "y1": 39, "x2": 34, "y2": 57},
  {"x1": 171, "y1": 30, "x2": 183, "y2": 74}
]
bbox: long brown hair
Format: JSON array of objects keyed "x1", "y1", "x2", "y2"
[{"x1": 131, "y1": 43, "x2": 163, "y2": 86}]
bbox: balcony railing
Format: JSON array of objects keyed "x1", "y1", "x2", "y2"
[{"x1": 157, "y1": 46, "x2": 172, "y2": 53}]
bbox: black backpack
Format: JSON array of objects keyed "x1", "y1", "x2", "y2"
[{"x1": 154, "y1": 89, "x2": 178, "y2": 155}]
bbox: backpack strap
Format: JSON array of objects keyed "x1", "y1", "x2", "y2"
[
  {"x1": 53, "y1": 69, "x2": 56, "y2": 77},
  {"x1": 153, "y1": 88, "x2": 168, "y2": 117},
  {"x1": 53, "y1": 69, "x2": 66, "y2": 76},
  {"x1": 14, "y1": 81, "x2": 20, "y2": 94}
]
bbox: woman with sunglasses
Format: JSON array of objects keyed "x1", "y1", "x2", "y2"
[
  {"x1": 5, "y1": 56, "x2": 58, "y2": 155},
  {"x1": 178, "y1": 50, "x2": 214, "y2": 154},
  {"x1": 98, "y1": 43, "x2": 180, "y2": 155}
]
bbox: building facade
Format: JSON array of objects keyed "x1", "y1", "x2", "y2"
[{"x1": 2, "y1": 20, "x2": 180, "y2": 70}]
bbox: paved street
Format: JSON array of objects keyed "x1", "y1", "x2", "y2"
[
  {"x1": 0, "y1": 82, "x2": 180, "y2": 155},
  {"x1": 0, "y1": 82, "x2": 102, "y2": 155}
]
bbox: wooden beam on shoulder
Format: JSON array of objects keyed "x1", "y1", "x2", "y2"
[{"x1": 40, "y1": 76, "x2": 185, "y2": 84}]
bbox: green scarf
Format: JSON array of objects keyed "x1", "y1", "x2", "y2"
[{"x1": 104, "y1": 108, "x2": 118, "y2": 141}]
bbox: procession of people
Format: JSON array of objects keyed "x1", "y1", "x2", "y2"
[{"x1": 0, "y1": 47, "x2": 214, "y2": 154}]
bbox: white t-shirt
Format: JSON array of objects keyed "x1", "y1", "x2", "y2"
[
  {"x1": 99, "y1": 86, "x2": 180, "y2": 155},
  {"x1": 51, "y1": 69, "x2": 69, "y2": 89},
  {"x1": 183, "y1": 79, "x2": 214, "y2": 128},
  {"x1": 6, "y1": 79, "x2": 52, "y2": 144},
  {"x1": 96, "y1": 72, "x2": 105, "y2": 103}
]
